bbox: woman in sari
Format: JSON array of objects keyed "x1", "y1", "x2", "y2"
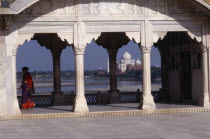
[{"x1": 19, "y1": 67, "x2": 36, "y2": 109}]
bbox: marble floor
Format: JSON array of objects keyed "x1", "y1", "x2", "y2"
[
  {"x1": 0, "y1": 112, "x2": 210, "y2": 139},
  {"x1": 21, "y1": 103, "x2": 200, "y2": 115}
]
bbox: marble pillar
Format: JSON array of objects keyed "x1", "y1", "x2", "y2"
[
  {"x1": 108, "y1": 51, "x2": 117, "y2": 92},
  {"x1": 51, "y1": 49, "x2": 62, "y2": 94},
  {"x1": 73, "y1": 48, "x2": 89, "y2": 113},
  {"x1": 51, "y1": 48, "x2": 64, "y2": 106},
  {"x1": 0, "y1": 30, "x2": 21, "y2": 116},
  {"x1": 139, "y1": 48, "x2": 156, "y2": 110},
  {"x1": 208, "y1": 48, "x2": 210, "y2": 104},
  {"x1": 107, "y1": 49, "x2": 120, "y2": 103},
  {"x1": 0, "y1": 37, "x2": 7, "y2": 115},
  {"x1": 199, "y1": 46, "x2": 210, "y2": 107},
  {"x1": 11, "y1": 48, "x2": 21, "y2": 114}
]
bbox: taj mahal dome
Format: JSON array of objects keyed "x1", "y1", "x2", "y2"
[{"x1": 108, "y1": 52, "x2": 142, "y2": 73}]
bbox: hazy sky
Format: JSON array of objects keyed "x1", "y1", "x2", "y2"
[{"x1": 16, "y1": 40, "x2": 160, "y2": 72}]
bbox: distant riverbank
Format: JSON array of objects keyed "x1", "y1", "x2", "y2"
[{"x1": 17, "y1": 79, "x2": 161, "y2": 94}]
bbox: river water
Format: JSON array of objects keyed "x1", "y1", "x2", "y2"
[{"x1": 17, "y1": 78, "x2": 161, "y2": 94}]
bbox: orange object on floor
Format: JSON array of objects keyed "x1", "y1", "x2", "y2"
[{"x1": 22, "y1": 99, "x2": 35, "y2": 109}]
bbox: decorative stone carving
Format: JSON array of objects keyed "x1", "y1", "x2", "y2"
[
  {"x1": 18, "y1": 0, "x2": 205, "y2": 17},
  {"x1": 126, "y1": 0, "x2": 135, "y2": 15},
  {"x1": 167, "y1": 0, "x2": 203, "y2": 14},
  {"x1": 73, "y1": 22, "x2": 87, "y2": 52},
  {"x1": 21, "y1": 0, "x2": 76, "y2": 16},
  {"x1": 18, "y1": 33, "x2": 34, "y2": 45},
  {"x1": 5, "y1": 24, "x2": 19, "y2": 56},
  {"x1": 85, "y1": 32, "x2": 101, "y2": 44},
  {"x1": 12, "y1": 48, "x2": 18, "y2": 56},
  {"x1": 57, "y1": 33, "x2": 73, "y2": 45},
  {"x1": 187, "y1": 31, "x2": 202, "y2": 43},
  {"x1": 126, "y1": 32, "x2": 140, "y2": 43},
  {"x1": 81, "y1": 0, "x2": 144, "y2": 16},
  {"x1": 82, "y1": 0, "x2": 91, "y2": 15},
  {"x1": 74, "y1": 47, "x2": 86, "y2": 55},
  {"x1": 92, "y1": 0, "x2": 100, "y2": 15},
  {"x1": 102, "y1": 0, "x2": 125, "y2": 15},
  {"x1": 153, "y1": 31, "x2": 167, "y2": 43},
  {"x1": 135, "y1": 0, "x2": 144, "y2": 15}
]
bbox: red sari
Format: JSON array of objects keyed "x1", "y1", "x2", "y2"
[{"x1": 21, "y1": 72, "x2": 35, "y2": 109}]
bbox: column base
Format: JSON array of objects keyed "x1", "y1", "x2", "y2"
[
  {"x1": 109, "y1": 90, "x2": 121, "y2": 104},
  {"x1": 13, "y1": 98, "x2": 21, "y2": 115},
  {"x1": 139, "y1": 94, "x2": 156, "y2": 110},
  {"x1": 73, "y1": 95, "x2": 89, "y2": 113},
  {"x1": 6, "y1": 98, "x2": 21, "y2": 116},
  {"x1": 199, "y1": 92, "x2": 210, "y2": 107},
  {"x1": 52, "y1": 92, "x2": 64, "y2": 106}
]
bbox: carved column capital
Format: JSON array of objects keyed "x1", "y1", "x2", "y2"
[
  {"x1": 140, "y1": 46, "x2": 151, "y2": 53},
  {"x1": 73, "y1": 46, "x2": 86, "y2": 55},
  {"x1": 12, "y1": 48, "x2": 18, "y2": 56},
  {"x1": 74, "y1": 22, "x2": 86, "y2": 48},
  {"x1": 200, "y1": 44, "x2": 208, "y2": 52}
]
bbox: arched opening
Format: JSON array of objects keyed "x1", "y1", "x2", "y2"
[
  {"x1": 154, "y1": 32, "x2": 204, "y2": 106},
  {"x1": 116, "y1": 41, "x2": 142, "y2": 93},
  {"x1": 16, "y1": 33, "x2": 75, "y2": 113}
]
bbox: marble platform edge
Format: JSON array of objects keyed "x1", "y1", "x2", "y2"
[{"x1": 1, "y1": 107, "x2": 210, "y2": 121}]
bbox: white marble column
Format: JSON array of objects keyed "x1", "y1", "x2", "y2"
[
  {"x1": 208, "y1": 48, "x2": 210, "y2": 104},
  {"x1": 10, "y1": 48, "x2": 21, "y2": 114},
  {"x1": 0, "y1": 33, "x2": 21, "y2": 116},
  {"x1": 139, "y1": 48, "x2": 156, "y2": 110},
  {"x1": 0, "y1": 37, "x2": 7, "y2": 115},
  {"x1": 199, "y1": 46, "x2": 210, "y2": 107},
  {"x1": 73, "y1": 48, "x2": 89, "y2": 113}
]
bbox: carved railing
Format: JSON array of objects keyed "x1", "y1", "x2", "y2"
[
  {"x1": 119, "y1": 90, "x2": 162, "y2": 103},
  {"x1": 17, "y1": 90, "x2": 163, "y2": 106},
  {"x1": 17, "y1": 95, "x2": 52, "y2": 106},
  {"x1": 119, "y1": 92, "x2": 140, "y2": 103}
]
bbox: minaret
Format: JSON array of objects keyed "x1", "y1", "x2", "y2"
[{"x1": 107, "y1": 58, "x2": 110, "y2": 74}]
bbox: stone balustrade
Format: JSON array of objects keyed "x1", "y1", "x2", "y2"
[{"x1": 17, "y1": 90, "x2": 163, "y2": 107}]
